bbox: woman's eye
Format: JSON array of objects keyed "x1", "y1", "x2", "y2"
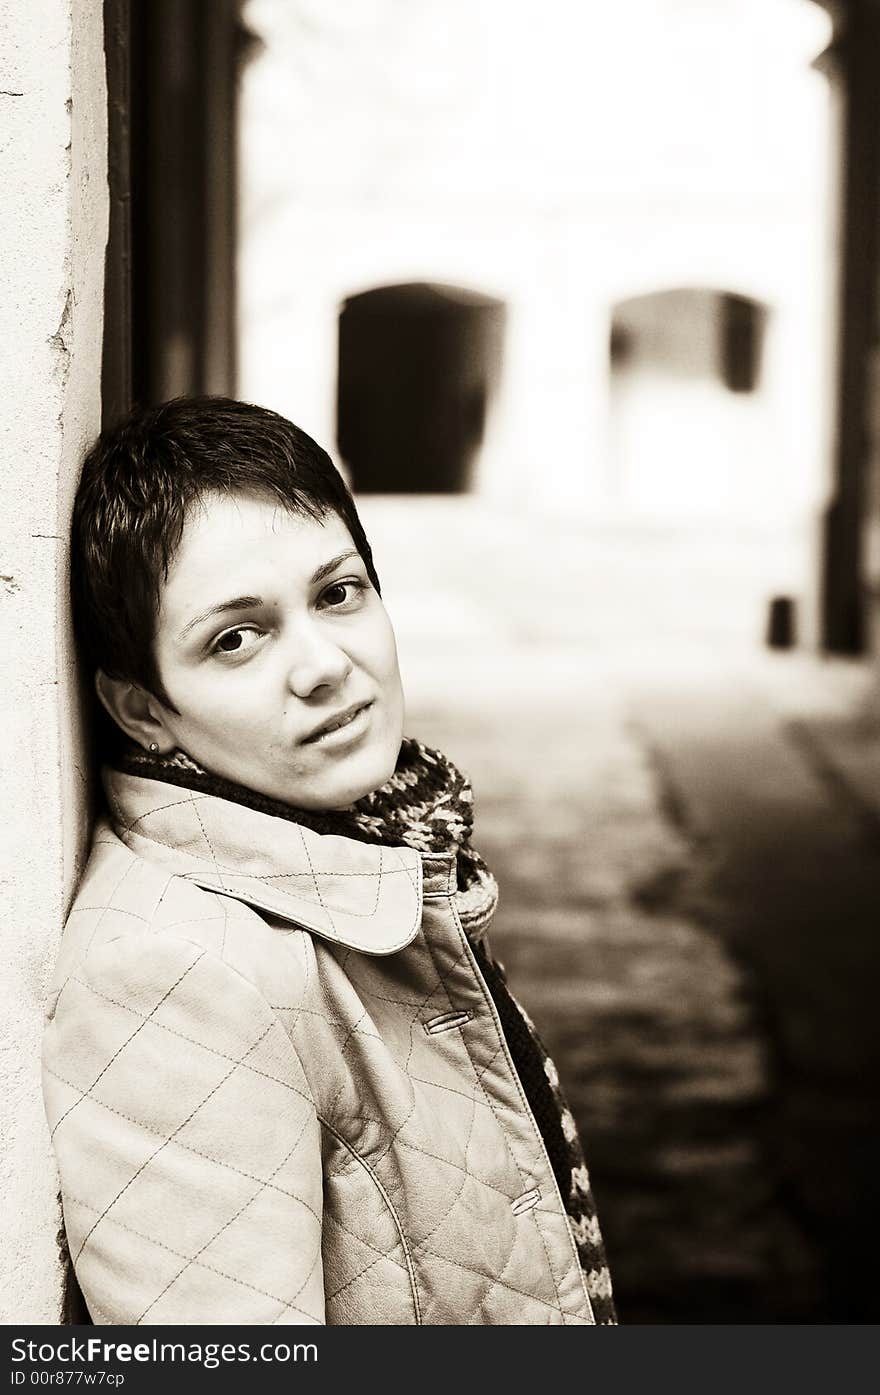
[
  {"x1": 321, "y1": 579, "x2": 365, "y2": 608},
  {"x1": 212, "y1": 627, "x2": 262, "y2": 656}
]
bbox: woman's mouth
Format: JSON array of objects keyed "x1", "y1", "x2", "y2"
[{"x1": 301, "y1": 701, "x2": 373, "y2": 745}]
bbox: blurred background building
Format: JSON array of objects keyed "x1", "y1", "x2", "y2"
[
  {"x1": 239, "y1": 0, "x2": 827, "y2": 532},
  {"x1": 5, "y1": 0, "x2": 880, "y2": 1323}
]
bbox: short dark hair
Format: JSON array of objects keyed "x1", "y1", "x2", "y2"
[{"x1": 71, "y1": 396, "x2": 381, "y2": 709}]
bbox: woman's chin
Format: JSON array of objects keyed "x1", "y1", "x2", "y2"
[{"x1": 281, "y1": 745, "x2": 400, "y2": 811}]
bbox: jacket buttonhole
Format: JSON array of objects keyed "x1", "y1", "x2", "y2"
[
  {"x1": 511, "y1": 1187, "x2": 541, "y2": 1215},
  {"x1": 423, "y1": 1009, "x2": 474, "y2": 1035}
]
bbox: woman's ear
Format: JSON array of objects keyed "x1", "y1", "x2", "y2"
[{"x1": 94, "y1": 671, "x2": 175, "y2": 753}]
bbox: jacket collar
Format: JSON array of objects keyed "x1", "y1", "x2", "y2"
[{"x1": 102, "y1": 767, "x2": 426, "y2": 956}]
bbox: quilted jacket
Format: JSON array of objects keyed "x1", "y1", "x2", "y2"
[{"x1": 42, "y1": 768, "x2": 596, "y2": 1326}]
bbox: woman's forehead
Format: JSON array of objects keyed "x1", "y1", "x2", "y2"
[
  {"x1": 179, "y1": 490, "x2": 351, "y2": 560},
  {"x1": 159, "y1": 493, "x2": 356, "y2": 620}
]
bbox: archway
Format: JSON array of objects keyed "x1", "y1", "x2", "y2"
[
  {"x1": 608, "y1": 287, "x2": 771, "y2": 517},
  {"x1": 336, "y1": 282, "x2": 506, "y2": 493}
]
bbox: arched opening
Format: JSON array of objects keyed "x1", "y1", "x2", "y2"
[
  {"x1": 608, "y1": 287, "x2": 771, "y2": 517},
  {"x1": 336, "y1": 282, "x2": 506, "y2": 493}
]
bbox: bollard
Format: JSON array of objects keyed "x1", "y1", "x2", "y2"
[{"x1": 766, "y1": 595, "x2": 796, "y2": 649}]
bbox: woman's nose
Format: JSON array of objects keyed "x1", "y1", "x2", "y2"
[{"x1": 285, "y1": 624, "x2": 353, "y2": 699}]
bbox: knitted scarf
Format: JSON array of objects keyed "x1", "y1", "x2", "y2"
[{"x1": 115, "y1": 735, "x2": 616, "y2": 1323}]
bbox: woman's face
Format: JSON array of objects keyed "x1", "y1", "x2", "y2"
[{"x1": 149, "y1": 490, "x2": 405, "y2": 810}]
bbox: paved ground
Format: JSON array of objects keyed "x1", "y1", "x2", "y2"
[{"x1": 358, "y1": 499, "x2": 880, "y2": 1323}]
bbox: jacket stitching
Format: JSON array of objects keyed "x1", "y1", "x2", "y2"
[
  {"x1": 334, "y1": 1105, "x2": 527, "y2": 1205},
  {"x1": 62, "y1": 1191, "x2": 320, "y2": 1324},
  {"x1": 113, "y1": 792, "x2": 421, "y2": 886},
  {"x1": 71, "y1": 1013, "x2": 277, "y2": 1263},
  {"x1": 448, "y1": 904, "x2": 595, "y2": 1322},
  {"x1": 219, "y1": 895, "x2": 229, "y2": 960},
  {"x1": 302, "y1": 825, "x2": 365, "y2": 937},
  {"x1": 325, "y1": 1256, "x2": 406, "y2": 1309},
  {"x1": 202, "y1": 864, "x2": 418, "y2": 881},
  {"x1": 319, "y1": 1119, "x2": 421, "y2": 1324},
  {"x1": 165, "y1": 855, "x2": 419, "y2": 882},
  {"x1": 211, "y1": 875, "x2": 391, "y2": 918},
  {"x1": 74, "y1": 872, "x2": 418, "y2": 954},
  {"x1": 56, "y1": 975, "x2": 315, "y2": 1113},
  {"x1": 407, "y1": 1064, "x2": 513, "y2": 1111},
  {"x1": 323, "y1": 952, "x2": 443, "y2": 1008},
  {"x1": 415, "y1": 926, "x2": 552, "y2": 1316},
  {"x1": 319, "y1": 1002, "x2": 385, "y2": 1125},
  {"x1": 270, "y1": 926, "x2": 316, "y2": 1041},
  {"x1": 471, "y1": 994, "x2": 587, "y2": 1318},
  {"x1": 320, "y1": 963, "x2": 453, "y2": 1173},
  {"x1": 309, "y1": 945, "x2": 528, "y2": 1208},
  {"x1": 405, "y1": 1241, "x2": 571, "y2": 1319},
  {"x1": 186, "y1": 883, "x2": 420, "y2": 951},
  {"x1": 321, "y1": 1236, "x2": 412, "y2": 1309},
  {"x1": 50, "y1": 952, "x2": 203, "y2": 1141},
  {"x1": 159, "y1": 912, "x2": 252, "y2": 931},
  {"x1": 195, "y1": 808, "x2": 350, "y2": 940},
  {"x1": 319, "y1": 1177, "x2": 414, "y2": 1273},
  {"x1": 45, "y1": 1060, "x2": 321, "y2": 1216},
  {"x1": 121, "y1": 821, "x2": 416, "y2": 891},
  {"x1": 191, "y1": 802, "x2": 224, "y2": 885},
  {"x1": 109, "y1": 788, "x2": 207, "y2": 835},
  {"x1": 316, "y1": 941, "x2": 443, "y2": 1129},
  {"x1": 52, "y1": 906, "x2": 210, "y2": 1006},
  {"x1": 420, "y1": 905, "x2": 572, "y2": 1317},
  {"x1": 298, "y1": 822, "x2": 342, "y2": 940},
  {"x1": 51, "y1": 914, "x2": 254, "y2": 1014},
  {"x1": 69, "y1": 906, "x2": 150, "y2": 922},
  {"x1": 135, "y1": 1104, "x2": 323, "y2": 1325},
  {"x1": 82, "y1": 859, "x2": 141, "y2": 961},
  {"x1": 332, "y1": 942, "x2": 526, "y2": 1309},
  {"x1": 396, "y1": 850, "x2": 421, "y2": 902},
  {"x1": 456, "y1": 930, "x2": 585, "y2": 1318},
  {"x1": 398, "y1": 1085, "x2": 486, "y2": 1263},
  {"x1": 273, "y1": 1004, "x2": 384, "y2": 1039}
]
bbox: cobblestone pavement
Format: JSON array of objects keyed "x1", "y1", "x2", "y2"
[{"x1": 358, "y1": 499, "x2": 880, "y2": 1323}]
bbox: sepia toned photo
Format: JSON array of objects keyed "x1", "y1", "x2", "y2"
[{"x1": 2, "y1": 0, "x2": 879, "y2": 1337}]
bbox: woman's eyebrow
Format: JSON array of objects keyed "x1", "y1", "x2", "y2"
[
  {"x1": 175, "y1": 551, "x2": 361, "y2": 642},
  {"x1": 311, "y1": 549, "x2": 360, "y2": 584},
  {"x1": 177, "y1": 596, "x2": 262, "y2": 642}
]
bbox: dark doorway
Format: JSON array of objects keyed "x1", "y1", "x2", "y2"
[
  {"x1": 610, "y1": 288, "x2": 767, "y2": 389},
  {"x1": 337, "y1": 283, "x2": 506, "y2": 493}
]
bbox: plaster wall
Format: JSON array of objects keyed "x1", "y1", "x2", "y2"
[{"x1": 0, "y1": 0, "x2": 107, "y2": 1322}]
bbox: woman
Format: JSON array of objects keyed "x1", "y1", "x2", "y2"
[{"x1": 43, "y1": 397, "x2": 615, "y2": 1325}]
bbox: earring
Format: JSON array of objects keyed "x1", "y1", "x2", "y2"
[{"x1": 148, "y1": 741, "x2": 159, "y2": 753}]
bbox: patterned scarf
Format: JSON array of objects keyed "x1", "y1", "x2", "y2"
[{"x1": 116, "y1": 735, "x2": 616, "y2": 1323}]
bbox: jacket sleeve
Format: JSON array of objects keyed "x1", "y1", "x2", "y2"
[{"x1": 42, "y1": 930, "x2": 325, "y2": 1325}]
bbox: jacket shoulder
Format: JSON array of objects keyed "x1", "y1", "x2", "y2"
[{"x1": 51, "y1": 819, "x2": 316, "y2": 1010}]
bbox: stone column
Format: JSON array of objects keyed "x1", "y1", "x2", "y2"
[
  {"x1": 816, "y1": 0, "x2": 880, "y2": 653},
  {"x1": 0, "y1": 0, "x2": 107, "y2": 1322}
]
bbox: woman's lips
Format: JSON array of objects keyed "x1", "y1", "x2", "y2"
[{"x1": 301, "y1": 701, "x2": 373, "y2": 745}]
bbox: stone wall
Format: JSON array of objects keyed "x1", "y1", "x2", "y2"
[{"x1": 0, "y1": 0, "x2": 107, "y2": 1322}]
